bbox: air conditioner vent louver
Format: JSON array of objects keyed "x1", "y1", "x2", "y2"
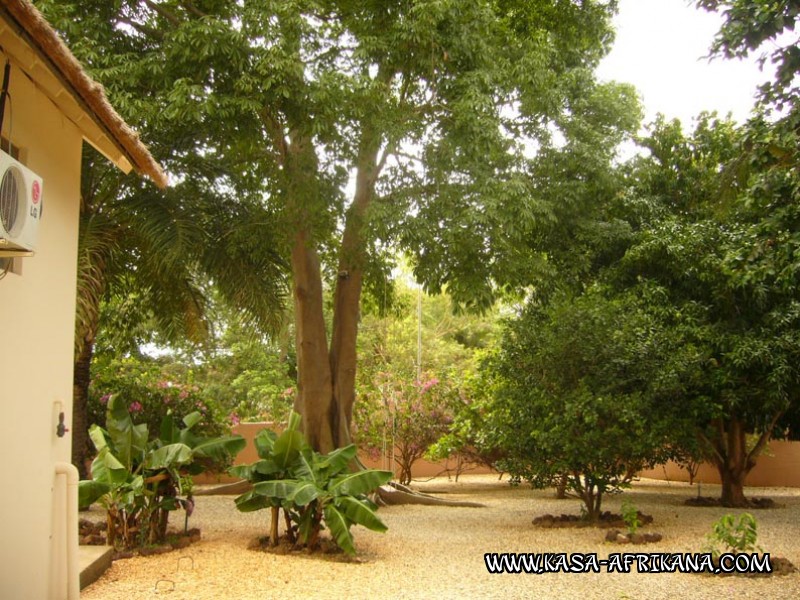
[
  {"x1": 0, "y1": 166, "x2": 22, "y2": 235},
  {"x1": 0, "y1": 150, "x2": 43, "y2": 256}
]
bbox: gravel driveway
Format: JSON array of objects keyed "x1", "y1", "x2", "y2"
[{"x1": 81, "y1": 475, "x2": 800, "y2": 599}]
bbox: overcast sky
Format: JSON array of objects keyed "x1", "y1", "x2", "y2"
[{"x1": 596, "y1": 0, "x2": 770, "y2": 128}]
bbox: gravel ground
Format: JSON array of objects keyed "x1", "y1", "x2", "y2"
[{"x1": 81, "y1": 475, "x2": 800, "y2": 600}]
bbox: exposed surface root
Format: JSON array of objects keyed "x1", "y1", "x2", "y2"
[
  {"x1": 196, "y1": 479, "x2": 484, "y2": 507},
  {"x1": 375, "y1": 482, "x2": 485, "y2": 507}
]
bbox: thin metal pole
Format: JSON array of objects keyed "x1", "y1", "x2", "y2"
[{"x1": 416, "y1": 286, "x2": 422, "y2": 381}]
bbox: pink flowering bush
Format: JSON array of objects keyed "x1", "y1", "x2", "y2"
[
  {"x1": 353, "y1": 371, "x2": 455, "y2": 485},
  {"x1": 88, "y1": 355, "x2": 226, "y2": 446}
]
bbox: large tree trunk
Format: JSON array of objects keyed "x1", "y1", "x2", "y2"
[
  {"x1": 327, "y1": 128, "x2": 383, "y2": 450},
  {"x1": 703, "y1": 415, "x2": 781, "y2": 508},
  {"x1": 289, "y1": 123, "x2": 383, "y2": 453},
  {"x1": 290, "y1": 228, "x2": 335, "y2": 452},
  {"x1": 72, "y1": 337, "x2": 94, "y2": 479}
]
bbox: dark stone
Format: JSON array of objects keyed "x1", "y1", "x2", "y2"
[{"x1": 629, "y1": 533, "x2": 644, "y2": 545}]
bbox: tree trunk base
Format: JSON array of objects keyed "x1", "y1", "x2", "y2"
[{"x1": 374, "y1": 482, "x2": 484, "y2": 507}]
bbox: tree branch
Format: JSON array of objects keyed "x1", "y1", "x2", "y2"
[
  {"x1": 746, "y1": 409, "x2": 785, "y2": 469},
  {"x1": 178, "y1": 0, "x2": 208, "y2": 19},
  {"x1": 116, "y1": 15, "x2": 164, "y2": 41},
  {"x1": 143, "y1": 0, "x2": 181, "y2": 27},
  {"x1": 259, "y1": 109, "x2": 289, "y2": 167}
]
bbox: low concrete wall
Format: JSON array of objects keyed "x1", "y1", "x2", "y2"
[
  {"x1": 640, "y1": 440, "x2": 800, "y2": 488},
  {"x1": 194, "y1": 422, "x2": 494, "y2": 484}
]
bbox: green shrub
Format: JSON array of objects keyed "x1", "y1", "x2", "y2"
[
  {"x1": 233, "y1": 413, "x2": 392, "y2": 556},
  {"x1": 89, "y1": 354, "x2": 227, "y2": 445},
  {"x1": 79, "y1": 395, "x2": 245, "y2": 548},
  {"x1": 704, "y1": 513, "x2": 763, "y2": 558},
  {"x1": 621, "y1": 499, "x2": 640, "y2": 535}
]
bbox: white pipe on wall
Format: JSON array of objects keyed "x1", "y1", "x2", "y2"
[{"x1": 54, "y1": 462, "x2": 80, "y2": 600}]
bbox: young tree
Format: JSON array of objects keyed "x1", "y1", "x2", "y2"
[
  {"x1": 43, "y1": 0, "x2": 638, "y2": 455},
  {"x1": 353, "y1": 278, "x2": 496, "y2": 482},
  {"x1": 488, "y1": 288, "x2": 686, "y2": 520},
  {"x1": 618, "y1": 114, "x2": 800, "y2": 506}
]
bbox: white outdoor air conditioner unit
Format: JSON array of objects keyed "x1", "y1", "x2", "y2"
[{"x1": 0, "y1": 149, "x2": 43, "y2": 256}]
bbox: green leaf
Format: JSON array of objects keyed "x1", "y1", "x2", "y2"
[
  {"x1": 229, "y1": 464, "x2": 253, "y2": 480},
  {"x1": 182, "y1": 411, "x2": 203, "y2": 430},
  {"x1": 159, "y1": 416, "x2": 179, "y2": 445},
  {"x1": 272, "y1": 429, "x2": 305, "y2": 470},
  {"x1": 290, "y1": 447, "x2": 317, "y2": 483},
  {"x1": 105, "y1": 396, "x2": 148, "y2": 470},
  {"x1": 78, "y1": 480, "x2": 110, "y2": 510},
  {"x1": 323, "y1": 504, "x2": 356, "y2": 555},
  {"x1": 330, "y1": 469, "x2": 392, "y2": 496},
  {"x1": 253, "y1": 459, "x2": 281, "y2": 476},
  {"x1": 318, "y1": 444, "x2": 357, "y2": 475},
  {"x1": 145, "y1": 443, "x2": 193, "y2": 469},
  {"x1": 234, "y1": 489, "x2": 273, "y2": 512},
  {"x1": 252, "y1": 480, "x2": 299, "y2": 499},
  {"x1": 335, "y1": 495, "x2": 388, "y2": 533},
  {"x1": 290, "y1": 481, "x2": 320, "y2": 506},
  {"x1": 88, "y1": 424, "x2": 108, "y2": 453},
  {"x1": 89, "y1": 447, "x2": 128, "y2": 486},
  {"x1": 192, "y1": 435, "x2": 246, "y2": 462},
  {"x1": 254, "y1": 429, "x2": 278, "y2": 459}
]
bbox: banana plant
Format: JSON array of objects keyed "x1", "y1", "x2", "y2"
[
  {"x1": 233, "y1": 412, "x2": 392, "y2": 555},
  {"x1": 79, "y1": 395, "x2": 245, "y2": 547},
  {"x1": 231, "y1": 412, "x2": 306, "y2": 545}
]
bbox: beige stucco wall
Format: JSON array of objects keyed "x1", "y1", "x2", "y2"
[
  {"x1": 195, "y1": 422, "x2": 495, "y2": 485},
  {"x1": 640, "y1": 440, "x2": 800, "y2": 488},
  {"x1": 0, "y1": 58, "x2": 83, "y2": 599}
]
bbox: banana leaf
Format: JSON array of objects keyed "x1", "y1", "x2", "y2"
[
  {"x1": 323, "y1": 504, "x2": 356, "y2": 555},
  {"x1": 78, "y1": 480, "x2": 110, "y2": 510},
  {"x1": 145, "y1": 442, "x2": 193, "y2": 470},
  {"x1": 330, "y1": 469, "x2": 393, "y2": 496},
  {"x1": 253, "y1": 479, "x2": 300, "y2": 499},
  {"x1": 289, "y1": 481, "x2": 320, "y2": 506},
  {"x1": 254, "y1": 428, "x2": 278, "y2": 458},
  {"x1": 234, "y1": 489, "x2": 274, "y2": 512},
  {"x1": 318, "y1": 444, "x2": 357, "y2": 475},
  {"x1": 272, "y1": 429, "x2": 305, "y2": 470},
  {"x1": 334, "y1": 495, "x2": 388, "y2": 533},
  {"x1": 192, "y1": 434, "x2": 246, "y2": 462}
]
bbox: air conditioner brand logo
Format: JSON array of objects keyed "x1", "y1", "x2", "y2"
[{"x1": 32, "y1": 180, "x2": 41, "y2": 204}]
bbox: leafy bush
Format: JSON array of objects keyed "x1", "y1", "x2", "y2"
[
  {"x1": 233, "y1": 413, "x2": 392, "y2": 556},
  {"x1": 79, "y1": 396, "x2": 245, "y2": 548},
  {"x1": 621, "y1": 500, "x2": 641, "y2": 535},
  {"x1": 354, "y1": 371, "x2": 455, "y2": 485},
  {"x1": 89, "y1": 354, "x2": 227, "y2": 445},
  {"x1": 705, "y1": 513, "x2": 763, "y2": 558},
  {"x1": 485, "y1": 289, "x2": 686, "y2": 520},
  {"x1": 427, "y1": 362, "x2": 506, "y2": 479}
]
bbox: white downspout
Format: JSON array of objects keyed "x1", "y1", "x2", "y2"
[{"x1": 54, "y1": 462, "x2": 80, "y2": 600}]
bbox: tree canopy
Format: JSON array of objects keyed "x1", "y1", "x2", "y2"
[{"x1": 41, "y1": 0, "x2": 641, "y2": 455}]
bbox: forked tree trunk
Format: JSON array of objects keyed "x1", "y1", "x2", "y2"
[
  {"x1": 289, "y1": 126, "x2": 383, "y2": 454},
  {"x1": 574, "y1": 473, "x2": 603, "y2": 521}
]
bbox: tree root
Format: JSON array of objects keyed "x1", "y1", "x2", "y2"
[
  {"x1": 194, "y1": 480, "x2": 252, "y2": 496},
  {"x1": 374, "y1": 482, "x2": 485, "y2": 507},
  {"x1": 196, "y1": 480, "x2": 485, "y2": 508}
]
